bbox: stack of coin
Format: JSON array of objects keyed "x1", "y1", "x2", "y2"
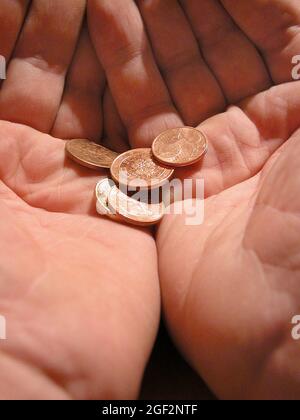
[{"x1": 65, "y1": 127, "x2": 208, "y2": 227}]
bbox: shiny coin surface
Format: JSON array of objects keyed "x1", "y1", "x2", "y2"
[
  {"x1": 66, "y1": 139, "x2": 119, "y2": 170},
  {"x1": 152, "y1": 127, "x2": 208, "y2": 167},
  {"x1": 110, "y1": 148, "x2": 174, "y2": 190},
  {"x1": 95, "y1": 178, "x2": 115, "y2": 216},
  {"x1": 108, "y1": 186, "x2": 165, "y2": 226}
]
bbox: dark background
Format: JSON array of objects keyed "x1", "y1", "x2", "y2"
[{"x1": 140, "y1": 323, "x2": 215, "y2": 400}]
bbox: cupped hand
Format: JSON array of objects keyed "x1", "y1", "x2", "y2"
[
  {"x1": 89, "y1": 0, "x2": 300, "y2": 398},
  {"x1": 0, "y1": 1, "x2": 159, "y2": 399}
]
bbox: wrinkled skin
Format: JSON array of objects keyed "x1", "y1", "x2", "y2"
[
  {"x1": 0, "y1": 0, "x2": 300, "y2": 400},
  {"x1": 0, "y1": 0, "x2": 159, "y2": 399},
  {"x1": 89, "y1": 0, "x2": 300, "y2": 399}
]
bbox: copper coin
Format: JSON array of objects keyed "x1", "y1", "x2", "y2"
[
  {"x1": 66, "y1": 139, "x2": 119, "y2": 170},
  {"x1": 110, "y1": 148, "x2": 174, "y2": 190},
  {"x1": 108, "y1": 186, "x2": 165, "y2": 226},
  {"x1": 152, "y1": 127, "x2": 208, "y2": 167},
  {"x1": 95, "y1": 178, "x2": 115, "y2": 216}
]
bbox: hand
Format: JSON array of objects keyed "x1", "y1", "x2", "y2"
[
  {"x1": 89, "y1": 0, "x2": 300, "y2": 398},
  {"x1": 0, "y1": 1, "x2": 159, "y2": 399}
]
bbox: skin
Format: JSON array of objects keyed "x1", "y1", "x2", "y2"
[
  {"x1": 89, "y1": 0, "x2": 300, "y2": 399},
  {"x1": 0, "y1": 0, "x2": 299, "y2": 400},
  {"x1": 0, "y1": 0, "x2": 159, "y2": 399}
]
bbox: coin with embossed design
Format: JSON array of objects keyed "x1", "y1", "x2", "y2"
[
  {"x1": 152, "y1": 127, "x2": 208, "y2": 167},
  {"x1": 95, "y1": 178, "x2": 115, "y2": 216},
  {"x1": 108, "y1": 186, "x2": 165, "y2": 226},
  {"x1": 66, "y1": 139, "x2": 119, "y2": 170},
  {"x1": 110, "y1": 148, "x2": 174, "y2": 190}
]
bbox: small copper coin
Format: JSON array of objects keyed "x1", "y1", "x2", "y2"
[
  {"x1": 66, "y1": 139, "x2": 119, "y2": 170},
  {"x1": 152, "y1": 127, "x2": 208, "y2": 167},
  {"x1": 108, "y1": 186, "x2": 165, "y2": 226},
  {"x1": 110, "y1": 148, "x2": 174, "y2": 190},
  {"x1": 95, "y1": 178, "x2": 115, "y2": 216}
]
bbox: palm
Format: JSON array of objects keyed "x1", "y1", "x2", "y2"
[
  {"x1": 157, "y1": 93, "x2": 300, "y2": 400},
  {"x1": 0, "y1": 1, "x2": 158, "y2": 399},
  {"x1": 89, "y1": 0, "x2": 300, "y2": 398}
]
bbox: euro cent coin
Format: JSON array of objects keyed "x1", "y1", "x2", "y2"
[
  {"x1": 110, "y1": 148, "x2": 174, "y2": 190},
  {"x1": 108, "y1": 186, "x2": 165, "y2": 227},
  {"x1": 66, "y1": 139, "x2": 119, "y2": 170},
  {"x1": 152, "y1": 127, "x2": 208, "y2": 167},
  {"x1": 95, "y1": 178, "x2": 115, "y2": 216}
]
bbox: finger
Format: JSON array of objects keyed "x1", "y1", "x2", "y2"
[
  {"x1": 51, "y1": 26, "x2": 105, "y2": 143},
  {"x1": 102, "y1": 88, "x2": 129, "y2": 153},
  {"x1": 0, "y1": 0, "x2": 30, "y2": 62},
  {"x1": 0, "y1": 0, "x2": 30, "y2": 89},
  {"x1": 88, "y1": 0, "x2": 183, "y2": 148},
  {"x1": 175, "y1": 81, "x2": 300, "y2": 198},
  {"x1": 136, "y1": 0, "x2": 226, "y2": 126},
  {"x1": 0, "y1": 0, "x2": 86, "y2": 133},
  {"x1": 221, "y1": 0, "x2": 300, "y2": 83},
  {"x1": 180, "y1": 0, "x2": 271, "y2": 103}
]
